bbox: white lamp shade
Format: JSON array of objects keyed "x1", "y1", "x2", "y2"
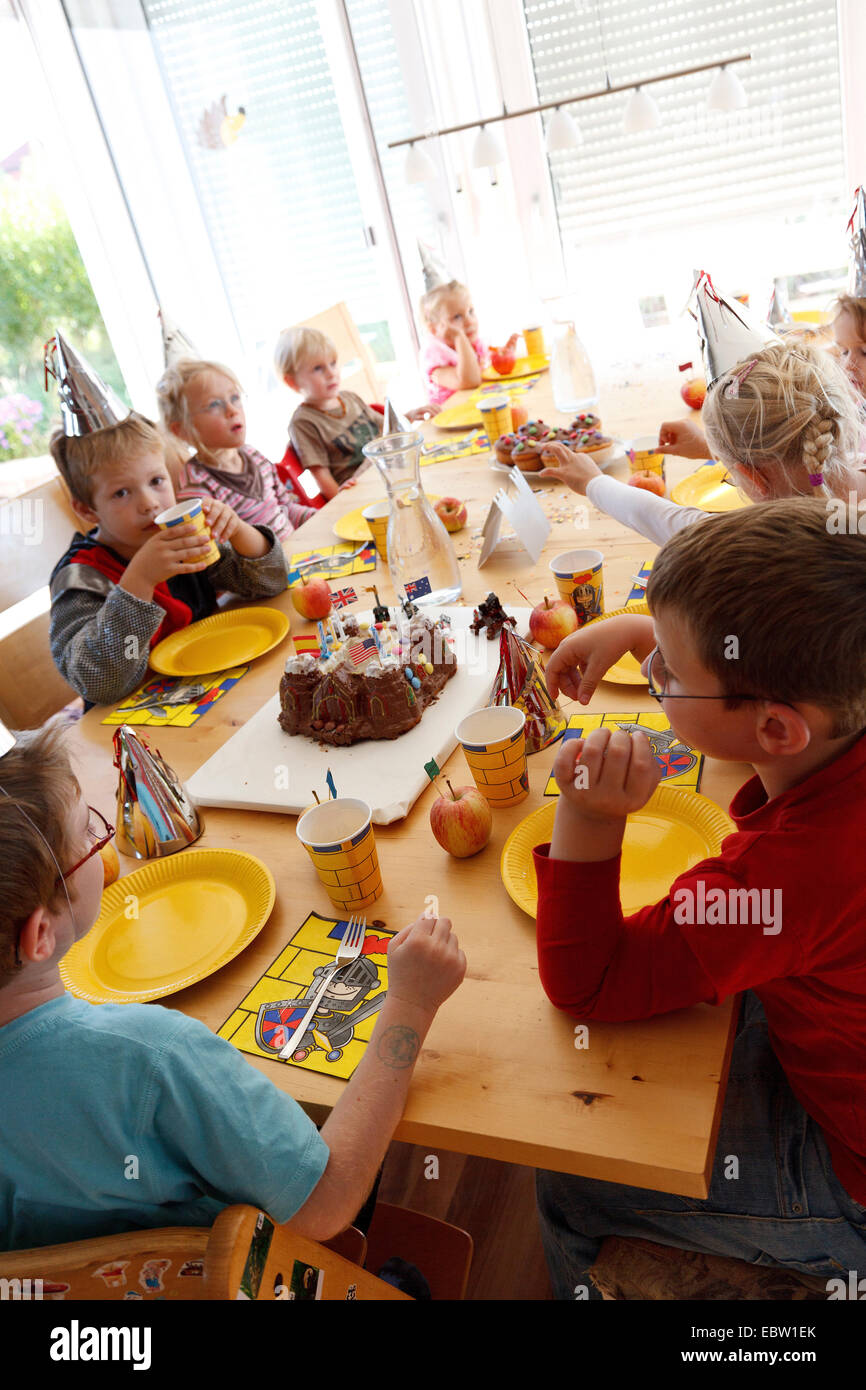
[
  {"x1": 707, "y1": 66, "x2": 747, "y2": 112},
  {"x1": 404, "y1": 143, "x2": 437, "y2": 183},
  {"x1": 546, "y1": 107, "x2": 583, "y2": 152},
  {"x1": 623, "y1": 87, "x2": 661, "y2": 135},
  {"x1": 472, "y1": 124, "x2": 506, "y2": 168}
]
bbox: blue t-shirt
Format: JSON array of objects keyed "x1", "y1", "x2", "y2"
[{"x1": 0, "y1": 994, "x2": 329, "y2": 1251}]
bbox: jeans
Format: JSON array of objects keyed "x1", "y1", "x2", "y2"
[{"x1": 536, "y1": 992, "x2": 866, "y2": 1300}]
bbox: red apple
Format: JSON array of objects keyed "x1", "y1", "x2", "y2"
[
  {"x1": 528, "y1": 595, "x2": 579, "y2": 650},
  {"x1": 678, "y1": 363, "x2": 707, "y2": 411},
  {"x1": 510, "y1": 401, "x2": 528, "y2": 429},
  {"x1": 429, "y1": 781, "x2": 493, "y2": 858},
  {"x1": 490, "y1": 341, "x2": 517, "y2": 375},
  {"x1": 434, "y1": 497, "x2": 467, "y2": 533},
  {"x1": 100, "y1": 842, "x2": 120, "y2": 888},
  {"x1": 628, "y1": 471, "x2": 666, "y2": 497},
  {"x1": 290, "y1": 574, "x2": 332, "y2": 620}
]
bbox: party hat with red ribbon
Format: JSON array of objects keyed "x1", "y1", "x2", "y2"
[
  {"x1": 44, "y1": 331, "x2": 130, "y2": 437},
  {"x1": 690, "y1": 271, "x2": 780, "y2": 388},
  {"x1": 113, "y1": 725, "x2": 203, "y2": 860}
]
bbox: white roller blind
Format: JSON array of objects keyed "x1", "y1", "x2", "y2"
[
  {"x1": 141, "y1": 0, "x2": 385, "y2": 338},
  {"x1": 522, "y1": 0, "x2": 846, "y2": 246}
]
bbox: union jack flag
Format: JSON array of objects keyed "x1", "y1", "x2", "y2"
[
  {"x1": 347, "y1": 637, "x2": 378, "y2": 666},
  {"x1": 405, "y1": 576, "x2": 431, "y2": 601},
  {"x1": 330, "y1": 586, "x2": 357, "y2": 609}
]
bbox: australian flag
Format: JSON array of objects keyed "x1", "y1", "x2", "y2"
[
  {"x1": 330, "y1": 587, "x2": 357, "y2": 608},
  {"x1": 405, "y1": 576, "x2": 432, "y2": 601}
]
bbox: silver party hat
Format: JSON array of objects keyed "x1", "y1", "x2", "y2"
[
  {"x1": 767, "y1": 277, "x2": 792, "y2": 329},
  {"x1": 382, "y1": 398, "x2": 409, "y2": 434},
  {"x1": 418, "y1": 239, "x2": 451, "y2": 293},
  {"x1": 0, "y1": 719, "x2": 15, "y2": 759},
  {"x1": 847, "y1": 187, "x2": 866, "y2": 298},
  {"x1": 690, "y1": 272, "x2": 780, "y2": 388},
  {"x1": 113, "y1": 725, "x2": 203, "y2": 859},
  {"x1": 159, "y1": 308, "x2": 200, "y2": 368},
  {"x1": 45, "y1": 332, "x2": 130, "y2": 437}
]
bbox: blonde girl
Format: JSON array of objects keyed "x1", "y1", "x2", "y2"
[{"x1": 419, "y1": 281, "x2": 487, "y2": 407}]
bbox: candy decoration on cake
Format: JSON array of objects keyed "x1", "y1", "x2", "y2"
[
  {"x1": 689, "y1": 271, "x2": 780, "y2": 389},
  {"x1": 848, "y1": 187, "x2": 866, "y2": 298},
  {"x1": 489, "y1": 625, "x2": 566, "y2": 754},
  {"x1": 159, "y1": 308, "x2": 200, "y2": 368},
  {"x1": 44, "y1": 332, "x2": 130, "y2": 438},
  {"x1": 112, "y1": 725, "x2": 203, "y2": 859}
]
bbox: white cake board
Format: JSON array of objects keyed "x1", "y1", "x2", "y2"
[{"x1": 186, "y1": 606, "x2": 532, "y2": 825}]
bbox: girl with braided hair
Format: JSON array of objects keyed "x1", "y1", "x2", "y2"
[{"x1": 539, "y1": 340, "x2": 866, "y2": 547}]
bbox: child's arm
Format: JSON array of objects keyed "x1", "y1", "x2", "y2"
[
  {"x1": 290, "y1": 416, "x2": 342, "y2": 502},
  {"x1": 545, "y1": 612, "x2": 655, "y2": 705},
  {"x1": 430, "y1": 328, "x2": 482, "y2": 392},
  {"x1": 656, "y1": 418, "x2": 710, "y2": 459},
  {"x1": 539, "y1": 442, "x2": 705, "y2": 547},
  {"x1": 204, "y1": 516, "x2": 290, "y2": 598},
  {"x1": 50, "y1": 585, "x2": 167, "y2": 706},
  {"x1": 286, "y1": 915, "x2": 466, "y2": 1240}
]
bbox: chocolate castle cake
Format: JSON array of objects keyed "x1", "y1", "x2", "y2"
[{"x1": 279, "y1": 613, "x2": 457, "y2": 747}]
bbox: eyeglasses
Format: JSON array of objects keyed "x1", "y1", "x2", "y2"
[
  {"x1": 193, "y1": 392, "x2": 244, "y2": 417},
  {"x1": 645, "y1": 647, "x2": 775, "y2": 705},
  {"x1": 12, "y1": 806, "x2": 115, "y2": 969}
]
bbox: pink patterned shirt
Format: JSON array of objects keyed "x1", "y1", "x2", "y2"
[
  {"x1": 177, "y1": 446, "x2": 315, "y2": 540},
  {"x1": 420, "y1": 333, "x2": 488, "y2": 407}
]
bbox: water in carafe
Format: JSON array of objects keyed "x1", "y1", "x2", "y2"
[
  {"x1": 362, "y1": 432, "x2": 462, "y2": 606},
  {"x1": 551, "y1": 321, "x2": 598, "y2": 413}
]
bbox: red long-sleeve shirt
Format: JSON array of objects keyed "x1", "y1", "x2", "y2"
[{"x1": 533, "y1": 730, "x2": 866, "y2": 1205}]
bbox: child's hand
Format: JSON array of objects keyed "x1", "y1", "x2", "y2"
[
  {"x1": 656, "y1": 419, "x2": 710, "y2": 459},
  {"x1": 537, "y1": 442, "x2": 602, "y2": 493},
  {"x1": 199, "y1": 497, "x2": 241, "y2": 546},
  {"x1": 406, "y1": 404, "x2": 439, "y2": 421},
  {"x1": 386, "y1": 914, "x2": 466, "y2": 1020},
  {"x1": 338, "y1": 477, "x2": 358, "y2": 491},
  {"x1": 545, "y1": 613, "x2": 655, "y2": 704},
  {"x1": 554, "y1": 726, "x2": 662, "y2": 820},
  {"x1": 442, "y1": 322, "x2": 469, "y2": 350},
  {"x1": 123, "y1": 525, "x2": 213, "y2": 592}
]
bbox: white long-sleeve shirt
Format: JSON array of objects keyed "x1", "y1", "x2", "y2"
[{"x1": 585, "y1": 473, "x2": 706, "y2": 547}]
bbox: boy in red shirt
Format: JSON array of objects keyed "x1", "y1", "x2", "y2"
[{"x1": 536, "y1": 499, "x2": 866, "y2": 1298}]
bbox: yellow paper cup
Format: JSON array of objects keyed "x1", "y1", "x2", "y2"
[
  {"x1": 297, "y1": 797, "x2": 383, "y2": 910},
  {"x1": 523, "y1": 326, "x2": 545, "y2": 356},
  {"x1": 549, "y1": 548, "x2": 604, "y2": 627},
  {"x1": 455, "y1": 705, "x2": 528, "y2": 807},
  {"x1": 155, "y1": 498, "x2": 221, "y2": 566},
  {"x1": 628, "y1": 435, "x2": 666, "y2": 480},
  {"x1": 477, "y1": 394, "x2": 513, "y2": 446},
  {"x1": 362, "y1": 500, "x2": 390, "y2": 565}
]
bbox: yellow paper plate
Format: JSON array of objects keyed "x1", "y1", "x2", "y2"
[
  {"x1": 671, "y1": 463, "x2": 749, "y2": 513},
  {"x1": 501, "y1": 784, "x2": 734, "y2": 918},
  {"x1": 584, "y1": 603, "x2": 651, "y2": 685},
  {"x1": 482, "y1": 354, "x2": 550, "y2": 381},
  {"x1": 432, "y1": 399, "x2": 486, "y2": 430},
  {"x1": 149, "y1": 607, "x2": 290, "y2": 676},
  {"x1": 333, "y1": 495, "x2": 440, "y2": 542},
  {"x1": 59, "y1": 849, "x2": 276, "y2": 1003}
]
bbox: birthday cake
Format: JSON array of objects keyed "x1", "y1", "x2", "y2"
[{"x1": 278, "y1": 612, "x2": 458, "y2": 746}]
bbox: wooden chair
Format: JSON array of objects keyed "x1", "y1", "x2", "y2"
[
  {"x1": 298, "y1": 302, "x2": 382, "y2": 402},
  {"x1": 364, "y1": 1202, "x2": 474, "y2": 1300},
  {"x1": 0, "y1": 1207, "x2": 407, "y2": 1302},
  {"x1": 587, "y1": 1236, "x2": 830, "y2": 1301},
  {"x1": 0, "y1": 475, "x2": 79, "y2": 728}
]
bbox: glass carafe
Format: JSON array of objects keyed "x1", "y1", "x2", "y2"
[
  {"x1": 550, "y1": 320, "x2": 598, "y2": 413},
  {"x1": 362, "y1": 432, "x2": 462, "y2": 606}
]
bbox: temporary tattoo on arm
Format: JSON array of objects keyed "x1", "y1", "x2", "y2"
[{"x1": 376, "y1": 1025, "x2": 419, "y2": 1070}]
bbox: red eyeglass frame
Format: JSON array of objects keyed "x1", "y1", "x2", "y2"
[{"x1": 12, "y1": 806, "x2": 115, "y2": 969}]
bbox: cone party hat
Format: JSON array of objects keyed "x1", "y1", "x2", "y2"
[
  {"x1": 418, "y1": 239, "x2": 451, "y2": 293},
  {"x1": 382, "y1": 398, "x2": 410, "y2": 434},
  {"x1": 490, "y1": 626, "x2": 565, "y2": 754},
  {"x1": 113, "y1": 725, "x2": 203, "y2": 860},
  {"x1": 767, "y1": 277, "x2": 792, "y2": 329},
  {"x1": 45, "y1": 331, "x2": 130, "y2": 437},
  {"x1": 847, "y1": 187, "x2": 866, "y2": 298},
  {"x1": 690, "y1": 271, "x2": 780, "y2": 388},
  {"x1": 159, "y1": 308, "x2": 201, "y2": 368}
]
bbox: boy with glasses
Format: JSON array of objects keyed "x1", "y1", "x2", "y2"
[
  {"x1": 535, "y1": 499, "x2": 866, "y2": 1297},
  {"x1": 0, "y1": 720, "x2": 465, "y2": 1251}
]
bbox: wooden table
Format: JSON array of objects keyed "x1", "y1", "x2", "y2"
[{"x1": 66, "y1": 365, "x2": 747, "y2": 1198}]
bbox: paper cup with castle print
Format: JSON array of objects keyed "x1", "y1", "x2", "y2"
[
  {"x1": 455, "y1": 705, "x2": 529, "y2": 807},
  {"x1": 549, "y1": 549, "x2": 605, "y2": 627},
  {"x1": 155, "y1": 498, "x2": 221, "y2": 566},
  {"x1": 362, "y1": 500, "x2": 390, "y2": 565},
  {"x1": 477, "y1": 394, "x2": 513, "y2": 446},
  {"x1": 523, "y1": 326, "x2": 545, "y2": 357},
  {"x1": 628, "y1": 435, "x2": 666, "y2": 480},
  {"x1": 297, "y1": 797, "x2": 383, "y2": 910}
]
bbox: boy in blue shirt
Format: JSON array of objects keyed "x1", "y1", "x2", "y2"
[{"x1": 0, "y1": 721, "x2": 465, "y2": 1251}]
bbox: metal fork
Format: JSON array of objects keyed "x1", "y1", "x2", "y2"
[
  {"x1": 278, "y1": 914, "x2": 366, "y2": 1060},
  {"x1": 293, "y1": 544, "x2": 370, "y2": 575}
]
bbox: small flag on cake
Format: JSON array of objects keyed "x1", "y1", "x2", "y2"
[
  {"x1": 347, "y1": 636, "x2": 378, "y2": 666},
  {"x1": 330, "y1": 586, "x2": 357, "y2": 608},
  {"x1": 294, "y1": 634, "x2": 321, "y2": 657},
  {"x1": 405, "y1": 576, "x2": 432, "y2": 601}
]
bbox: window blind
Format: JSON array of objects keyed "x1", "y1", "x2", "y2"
[
  {"x1": 521, "y1": 0, "x2": 846, "y2": 247},
  {"x1": 141, "y1": 0, "x2": 385, "y2": 340}
]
